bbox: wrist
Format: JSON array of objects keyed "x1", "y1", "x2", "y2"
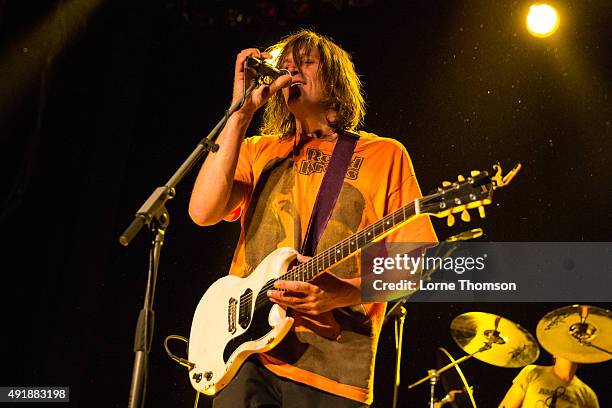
[{"x1": 230, "y1": 110, "x2": 254, "y2": 126}]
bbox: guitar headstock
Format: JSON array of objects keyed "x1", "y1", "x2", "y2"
[{"x1": 420, "y1": 163, "x2": 521, "y2": 226}]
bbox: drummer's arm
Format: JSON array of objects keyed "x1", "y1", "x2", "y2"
[{"x1": 498, "y1": 383, "x2": 525, "y2": 408}]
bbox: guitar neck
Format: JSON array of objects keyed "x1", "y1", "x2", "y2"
[{"x1": 283, "y1": 197, "x2": 428, "y2": 283}]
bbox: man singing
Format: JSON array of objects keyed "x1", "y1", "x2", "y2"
[{"x1": 189, "y1": 29, "x2": 437, "y2": 407}]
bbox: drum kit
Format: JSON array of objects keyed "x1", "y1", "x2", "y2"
[{"x1": 405, "y1": 304, "x2": 612, "y2": 407}]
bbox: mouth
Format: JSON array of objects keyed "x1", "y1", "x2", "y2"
[{"x1": 288, "y1": 82, "x2": 302, "y2": 100}]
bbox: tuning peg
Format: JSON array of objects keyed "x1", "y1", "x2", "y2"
[
  {"x1": 478, "y1": 206, "x2": 486, "y2": 218},
  {"x1": 442, "y1": 181, "x2": 451, "y2": 188},
  {"x1": 470, "y1": 170, "x2": 481, "y2": 177},
  {"x1": 447, "y1": 213, "x2": 455, "y2": 227},
  {"x1": 457, "y1": 175, "x2": 465, "y2": 182},
  {"x1": 461, "y1": 209, "x2": 471, "y2": 222}
]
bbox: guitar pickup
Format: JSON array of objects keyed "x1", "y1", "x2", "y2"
[
  {"x1": 238, "y1": 288, "x2": 253, "y2": 329},
  {"x1": 228, "y1": 297, "x2": 237, "y2": 334}
]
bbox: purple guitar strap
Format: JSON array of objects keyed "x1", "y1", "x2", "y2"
[{"x1": 300, "y1": 131, "x2": 359, "y2": 257}]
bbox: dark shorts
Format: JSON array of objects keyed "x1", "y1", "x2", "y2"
[{"x1": 212, "y1": 358, "x2": 369, "y2": 408}]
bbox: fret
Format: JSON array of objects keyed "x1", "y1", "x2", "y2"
[
  {"x1": 326, "y1": 249, "x2": 335, "y2": 269},
  {"x1": 321, "y1": 252, "x2": 329, "y2": 271},
  {"x1": 392, "y1": 210, "x2": 404, "y2": 225},
  {"x1": 298, "y1": 199, "x2": 424, "y2": 282},
  {"x1": 364, "y1": 227, "x2": 374, "y2": 243},
  {"x1": 382, "y1": 215, "x2": 393, "y2": 231},
  {"x1": 359, "y1": 232, "x2": 365, "y2": 246},
  {"x1": 350, "y1": 237, "x2": 357, "y2": 253},
  {"x1": 334, "y1": 245, "x2": 340, "y2": 263},
  {"x1": 293, "y1": 266, "x2": 301, "y2": 282},
  {"x1": 316, "y1": 258, "x2": 325, "y2": 274}
]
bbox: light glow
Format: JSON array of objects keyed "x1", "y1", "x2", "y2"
[
  {"x1": 266, "y1": 47, "x2": 282, "y2": 67},
  {"x1": 526, "y1": 4, "x2": 560, "y2": 38}
]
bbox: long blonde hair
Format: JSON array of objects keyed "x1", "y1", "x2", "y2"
[{"x1": 259, "y1": 29, "x2": 365, "y2": 137}]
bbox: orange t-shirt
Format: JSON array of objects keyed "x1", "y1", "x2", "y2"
[{"x1": 224, "y1": 131, "x2": 437, "y2": 404}]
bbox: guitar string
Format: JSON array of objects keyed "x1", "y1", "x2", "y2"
[
  {"x1": 239, "y1": 191, "x2": 445, "y2": 311},
  {"x1": 240, "y1": 184, "x2": 477, "y2": 312},
  {"x1": 234, "y1": 178, "x2": 487, "y2": 317},
  {"x1": 236, "y1": 203, "x2": 415, "y2": 313}
]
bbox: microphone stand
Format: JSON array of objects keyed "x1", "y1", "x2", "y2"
[
  {"x1": 384, "y1": 300, "x2": 407, "y2": 408},
  {"x1": 382, "y1": 229, "x2": 482, "y2": 408},
  {"x1": 120, "y1": 80, "x2": 259, "y2": 408},
  {"x1": 382, "y1": 244, "x2": 455, "y2": 408}
]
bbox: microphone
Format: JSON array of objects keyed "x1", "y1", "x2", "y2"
[
  {"x1": 246, "y1": 56, "x2": 290, "y2": 80},
  {"x1": 445, "y1": 228, "x2": 483, "y2": 243}
]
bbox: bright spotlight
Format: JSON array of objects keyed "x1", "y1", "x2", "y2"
[{"x1": 526, "y1": 4, "x2": 560, "y2": 38}]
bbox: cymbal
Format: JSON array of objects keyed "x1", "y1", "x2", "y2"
[
  {"x1": 537, "y1": 304, "x2": 612, "y2": 363},
  {"x1": 450, "y1": 312, "x2": 539, "y2": 368},
  {"x1": 436, "y1": 347, "x2": 477, "y2": 408}
]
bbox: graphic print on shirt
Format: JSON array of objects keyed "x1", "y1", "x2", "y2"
[
  {"x1": 298, "y1": 148, "x2": 364, "y2": 180},
  {"x1": 242, "y1": 156, "x2": 365, "y2": 279},
  {"x1": 536, "y1": 385, "x2": 575, "y2": 407}
]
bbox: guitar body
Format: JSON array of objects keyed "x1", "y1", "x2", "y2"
[{"x1": 188, "y1": 247, "x2": 298, "y2": 395}]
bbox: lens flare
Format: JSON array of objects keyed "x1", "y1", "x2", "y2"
[{"x1": 526, "y1": 4, "x2": 560, "y2": 38}]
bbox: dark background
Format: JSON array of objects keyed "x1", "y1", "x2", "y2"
[{"x1": 1, "y1": 0, "x2": 611, "y2": 406}]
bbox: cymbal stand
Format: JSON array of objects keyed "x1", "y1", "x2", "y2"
[
  {"x1": 407, "y1": 344, "x2": 491, "y2": 407},
  {"x1": 578, "y1": 342, "x2": 612, "y2": 356}
]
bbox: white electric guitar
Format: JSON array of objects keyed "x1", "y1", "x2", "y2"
[{"x1": 187, "y1": 164, "x2": 521, "y2": 395}]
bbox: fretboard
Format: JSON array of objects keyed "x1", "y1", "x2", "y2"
[{"x1": 282, "y1": 197, "x2": 425, "y2": 283}]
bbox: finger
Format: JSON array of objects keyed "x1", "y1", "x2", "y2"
[
  {"x1": 267, "y1": 290, "x2": 307, "y2": 305},
  {"x1": 267, "y1": 289, "x2": 306, "y2": 301},
  {"x1": 268, "y1": 297, "x2": 288, "y2": 311},
  {"x1": 269, "y1": 297, "x2": 295, "y2": 311},
  {"x1": 269, "y1": 73, "x2": 292, "y2": 92},
  {"x1": 281, "y1": 301, "x2": 320, "y2": 315},
  {"x1": 274, "y1": 280, "x2": 312, "y2": 293},
  {"x1": 270, "y1": 296, "x2": 312, "y2": 311},
  {"x1": 235, "y1": 48, "x2": 262, "y2": 73},
  {"x1": 257, "y1": 73, "x2": 291, "y2": 103},
  {"x1": 260, "y1": 51, "x2": 273, "y2": 60},
  {"x1": 296, "y1": 254, "x2": 312, "y2": 263}
]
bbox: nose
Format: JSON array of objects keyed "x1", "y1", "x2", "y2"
[{"x1": 283, "y1": 60, "x2": 299, "y2": 76}]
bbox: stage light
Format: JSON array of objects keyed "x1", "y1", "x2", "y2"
[
  {"x1": 526, "y1": 4, "x2": 560, "y2": 38},
  {"x1": 0, "y1": 0, "x2": 102, "y2": 123}
]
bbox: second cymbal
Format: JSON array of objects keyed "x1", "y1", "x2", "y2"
[
  {"x1": 451, "y1": 312, "x2": 540, "y2": 368},
  {"x1": 537, "y1": 304, "x2": 612, "y2": 363}
]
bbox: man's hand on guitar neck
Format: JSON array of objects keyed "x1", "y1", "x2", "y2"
[{"x1": 267, "y1": 255, "x2": 362, "y2": 315}]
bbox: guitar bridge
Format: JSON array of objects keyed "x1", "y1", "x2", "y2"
[{"x1": 228, "y1": 297, "x2": 237, "y2": 334}]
